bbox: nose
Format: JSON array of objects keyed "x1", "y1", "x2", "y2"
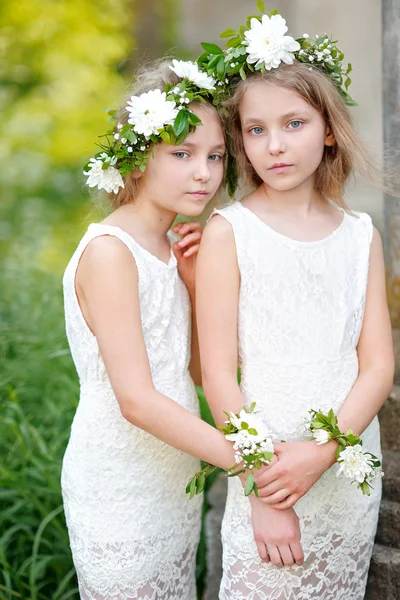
[
  {"x1": 193, "y1": 159, "x2": 211, "y2": 183},
  {"x1": 267, "y1": 130, "x2": 286, "y2": 156}
]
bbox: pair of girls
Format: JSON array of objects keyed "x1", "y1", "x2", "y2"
[{"x1": 62, "y1": 12, "x2": 393, "y2": 600}]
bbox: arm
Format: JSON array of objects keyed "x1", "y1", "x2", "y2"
[
  {"x1": 196, "y1": 215, "x2": 304, "y2": 566},
  {"x1": 254, "y1": 228, "x2": 394, "y2": 509},
  {"x1": 172, "y1": 221, "x2": 202, "y2": 385},
  {"x1": 75, "y1": 235, "x2": 234, "y2": 470}
]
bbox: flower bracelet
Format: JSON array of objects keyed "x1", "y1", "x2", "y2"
[
  {"x1": 186, "y1": 403, "x2": 274, "y2": 498},
  {"x1": 308, "y1": 409, "x2": 383, "y2": 495}
]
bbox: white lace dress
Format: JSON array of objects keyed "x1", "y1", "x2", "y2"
[
  {"x1": 61, "y1": 223, "x2": 202, "y2": 600},
  {"x1": 214, "y1": 203, "x2": 382, "y2": 600}
]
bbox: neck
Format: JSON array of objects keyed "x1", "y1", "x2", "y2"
[
  {"x1": 117, "y1": 195, "x2": 177, "y2": 239},
  {"x1": 261, "y1": 177, "x2": 326, "y2": 216}
]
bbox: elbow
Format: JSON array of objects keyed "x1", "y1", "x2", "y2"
[{"x1": 118, "y1": 387, "x2": 154, "y2": 425}]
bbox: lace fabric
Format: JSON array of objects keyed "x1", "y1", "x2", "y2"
[
  {"x1": 213, "y1": 203, "x2": 381, "y2": 600},
  {"x1": 61, "y1": 224, "x2": 202, "y2": 599}
]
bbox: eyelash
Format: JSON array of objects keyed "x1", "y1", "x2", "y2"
[
  {"x1": 248, "y1": 120, "x2": 304, "y2": 135},
  {"x1": 173, "y1": 152, "x2": 223, "y2": 161}
]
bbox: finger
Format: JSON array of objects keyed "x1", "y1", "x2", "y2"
[
  {"x1": 172, "y1": 242, "x2": 184, "y2": 261},
  {"x1": 175, "y1": 221, "x2": 201, "y2": 236},
  {"x1": 279, "y1": 544, "x2": 295, "y2": 567},
  {"x1": 178, "y1": 232, "x2": 202, "y2": 248},
  {"x1": 272, "y1": 493, "x2": 300, "y2": 510},
  {"x1": 259, "y1": 489, "x2": 291, "y2": 505},
  {"x1": 268, "y1": 545, "x2": 283, "y2": 568},
  {"x1": 253, "y1": 464, "x2": 280, "y2": 487},
  {"x1": 183, "y1": 244, "x2": 200, "y2": 258},
  {"x1": 256, "y1": 540, "x2": 268, "y2": 562},
  {"x1": 290, "y1": 541, "x2": 304, "y2": 567},
  {"x1": 256, "y1": 479, "x2": 284, "y2": 498}
]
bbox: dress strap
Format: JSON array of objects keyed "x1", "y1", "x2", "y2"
[{"x1": 209, "y1": 203, "x2": 249, "y2": 272}]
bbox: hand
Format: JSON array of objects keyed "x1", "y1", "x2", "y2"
[
  {"x1": 250, "y1": 497, "x2": 304, "y2": 567},
  {"x1": 172, "y1": 221, "x2": 202, "y2": 292},
  {"x1": 254, "y1": 440, "x2": 337, "y2": 510}
]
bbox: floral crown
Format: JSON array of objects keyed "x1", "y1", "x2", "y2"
[
  {"x1": 197, "y1": 4, "x2": 355, "y2": 109},
  {"x1": 83, "y1": 60, "x2": 216, "y2": 194},
  {"x1": 196, "y1": 3, "x2": 355, "y2": 195}
]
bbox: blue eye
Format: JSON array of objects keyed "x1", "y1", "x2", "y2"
[
  {"x1": 250, "y1": 126, "x2": 263, "y2": 135},
  {"x1": 208, "y1": 154, "x2": 223, "y2": 161},
  {"x1": 174, "y1": 151, "x2": 189, "y2": 159},
  {"x1": 289, "y1": 120, "x2": 302, "y2": 129}
]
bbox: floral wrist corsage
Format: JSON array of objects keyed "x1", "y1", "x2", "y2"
[
  {"x1": 186, "y1": 403, "x2": 274, "y2": 498},
  {"x1": 308, "y1": 409, "x2": 383, "y2": 495}
]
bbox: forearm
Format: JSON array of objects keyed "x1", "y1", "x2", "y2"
[
  {"x1": 188, "y1": 290, "x2": 202, "y2": 386},
  {"x1": 336, "y1": 365, "x2": 394, "y2": 436},
  {"x1": 121, "y1": 387, "x2": 235, "y2": 470},
  {"x1": 202, "y1": 370, "x2": 244, "y2": 427}
]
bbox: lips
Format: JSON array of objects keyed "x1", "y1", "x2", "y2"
[{"x1": 268, "y1": 163, "x2": 293, "y2": 174}]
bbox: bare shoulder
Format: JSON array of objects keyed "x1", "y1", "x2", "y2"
[
  {"x1": 80, "y1": 235, "x2": 136, "y2": 269},
  {"x1": 202, "y1": 213, "x2": 235, "y2": 246},
  {"x1": 372, "y1": 226, "x2": 383, "y2": 247},
  {"x1": 77, "y1": 235, "x2": 138, "y2": 290}
]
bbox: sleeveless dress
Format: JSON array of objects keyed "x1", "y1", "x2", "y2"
[
  {"x1": 61, "y1": 223, "x2": 202, "y2": 600},
  {"x1": 214, "y1": 203, "x2": 382, "y2": 600}
]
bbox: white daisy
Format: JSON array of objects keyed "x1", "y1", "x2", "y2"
[
  {"x1": 169, "y1": 59, "x2": 216, "y2": 90},
  {"x1": 84, "y1": 156, "x2": 124, "y2": 194},
  {"x1": 243, "y1": 14, "x2": 300, "y2": 70},
  {"x1": 337, "y1": 445, "x2": 375, "y2": 484},
  {"x1": 125, "y1": 89, "x2": 179, "y2": 138}
]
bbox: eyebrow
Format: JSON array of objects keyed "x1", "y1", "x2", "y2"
[
  {"x1": 177, "y1": 141, "x2": 226, "y2": 151},
  {"x1": 242, "y1": 110, "x2": 312, "y2": 126}
]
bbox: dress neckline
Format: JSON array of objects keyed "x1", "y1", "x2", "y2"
[
  {"x1": 88, "y1": 223, "x2": 177, "y2": 269},
  {"x1": 237, "y1": 203, "x2": 347, "y2": 247}
]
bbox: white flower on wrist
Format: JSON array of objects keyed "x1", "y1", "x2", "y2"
[
  {"x1": 125, "y1": 89, "x2": 179, "y2": 137},
  {"x1": 313, "y1": 429, "x2": 331, "y2": 445},
  {"x1": 243, "y1": 14, "x2": 300, "y2": 70},
  {"x1": 336, "y1": 444, "x2": 374, "y2": 483},
  {"x1": 84, "y1": 153, "x2": 124, "y2": 194},
  {"x1": 169, "y1": 59, "x2": 216, "y2": 90}
]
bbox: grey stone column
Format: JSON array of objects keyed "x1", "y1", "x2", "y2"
[{"x1": 382, "y1": 0, "x2": 400, "y2": 379}]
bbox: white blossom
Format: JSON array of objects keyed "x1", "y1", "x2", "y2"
[
  {"x1": 243, "y1": 14, "x2": 300, "y2": 70},
  {"x1": 117, "y1": 123, "x2": 123, "y2": 130},
  {"x1": 114, "y1": 133, "x2": 119, "y2": 140},
  {"x1": 337, "y1": 445, "x2": 375, "y2": 483},
  {"x1": 169, "y1": 59, "x2": 216, "y2": 90},
  {"x1": 125, "y1": 89, "x2": 179, "y2": 138},
  {"x1": 313, "y1": 429, "x2": 331, "y2": 445},
  {"x1": 128, "y1": 147, "x2": 133, "y2": 153},
  {"x1": 121, "y1": 138, "x2": 127, "y2": 144},
  {"x1": 140, "y1": 145, "x2": 146, "y2": 151},
  {"x1": 84, "y1": 155, "x2": 124, "y2": 194},
  {"x1": 303, "y1": 33, "x2": 309, "y2": 38}
]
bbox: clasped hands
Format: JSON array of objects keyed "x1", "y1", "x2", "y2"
[{"x1": 246, "y1": 439, "x2": 337, "y2": 568}]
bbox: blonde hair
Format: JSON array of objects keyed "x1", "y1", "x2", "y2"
[
  {"x1": 225, "y1": 61, "x2": 379, "y2": 210},
  {"x1": 108, "y1": 60, "x2": 222, "y2": 209}
]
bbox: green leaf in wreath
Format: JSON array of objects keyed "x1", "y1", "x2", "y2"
[
  {"x1": 220, "y1": 28, "x2": 237, "y2": 38},
  {"x1": 201, "y1": 42, "x2": 223, "y2": 55},
  {"x1": 256, "y1": 0, "x2": 265, "y2": 13}
]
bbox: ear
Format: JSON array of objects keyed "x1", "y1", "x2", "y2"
[
  {"x1": 132, "y1": 168, "x2": 144, "y2": 180},
  {"x1": 324, "y1": 123, "x2": 335, "y2": 147}
]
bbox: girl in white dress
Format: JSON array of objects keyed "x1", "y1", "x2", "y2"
[
  {"x1": 61, "y1": 61, "x2": 244, "y2": 600},
  {"x1": 195, "y1": 13, "x2": 394, "y2": 600}
]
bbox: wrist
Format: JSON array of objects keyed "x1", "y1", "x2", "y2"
[{"x1": 316, "y1": 439, "x2": 339, "y2": 469}]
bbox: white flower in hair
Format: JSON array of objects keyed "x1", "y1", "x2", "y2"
[
  {"x1": 169, "y1": 59, "x2": 216, "y2": 90},
  {"x1": 336, "y1": 444, "x2": 375, "y2": 484},
  {"x1": 126, "y1": 89, "x2": 179, "y2": 137},
  {"x1": 84, "y1": 155, "x2": 124, "y2": 194},
  {"x1": 243, "y1": 14, "x2": 300, "y2": 70}
]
